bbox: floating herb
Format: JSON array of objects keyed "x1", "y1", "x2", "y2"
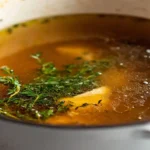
[
  {"x1": 13, "y1": 24, "x2": 19, "y2": 28},
  {"x1": 21, "y1": 23, "x2": 27, "y2": 27},
  {"x1": 6, "y1": 28, "x2": 13, "y2": 34},
  {"x1": 0, "y1": 53, "x2": 114, "y2": 121},
  {"x1": 41, "y1": 19, "x2": 50, "y2": 24},
  {"x1": 98, "y1": 100, "x2": 102, "y2": 104}
]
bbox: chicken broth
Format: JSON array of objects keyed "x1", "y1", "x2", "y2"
[{"x1": 0, "y1": 15, "x2": 149, "y2": 126}]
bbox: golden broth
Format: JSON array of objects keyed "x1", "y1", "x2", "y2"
[{"x1": 0, "y1": 15, "x2": 150, "y2": 126}]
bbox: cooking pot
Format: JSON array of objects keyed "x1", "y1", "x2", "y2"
[{"x1": 0, "y1": 0, "x2": 150, "y2": 150}]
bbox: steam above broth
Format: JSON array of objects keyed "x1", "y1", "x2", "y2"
[{"x1": 0, "y1": 15, "x2": 149, "y2": 126}]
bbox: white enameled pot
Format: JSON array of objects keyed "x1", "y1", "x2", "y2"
[{"x1": 0, "y1": 0, "x2": 150, "y2": 150}]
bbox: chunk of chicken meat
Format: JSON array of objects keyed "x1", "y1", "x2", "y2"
[
  {"x1": 59, "y1": 86, "x2": 111, "y2": 109},
  {"x1": 56, "y1": 46, "x2": 94, "y2": 61},
  {"x1": 46, "y1": 87, "x2": 111, "y2": 125}
]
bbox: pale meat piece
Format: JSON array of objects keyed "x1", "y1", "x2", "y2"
[
  {"x1": 59, "y1": 86, "x2": 111, "y2": 109},
  {"x1": 56, "y1": 46, "x2": 94, "y2": 61},
  {"x1": 46, "y1": 87, "x2": 111, "y2": 125}
]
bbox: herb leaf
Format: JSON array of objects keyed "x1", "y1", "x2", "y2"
[{"x1": 0, "y1": 53, "x2": 114, "y2": 121}]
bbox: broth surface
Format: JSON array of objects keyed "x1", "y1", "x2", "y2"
[{"x1": 0, "y1": 15, "x2": 150, "y2": 126}]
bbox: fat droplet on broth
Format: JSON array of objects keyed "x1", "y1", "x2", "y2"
[
  {"x1": 146, "y1": 49, "x2": 150, "y2": 54},
  {"x1": 119, "y1": 63, "x2": 124, "y2": 66},
  {"x1": 144, "y1": 55, "x2": 148, "y2": 58},
  {"x1": 143, "y1": 81, "x2": 149, "y2": 85},
  {"x1": 110, "y1": 46, "x2": 121, "y2": 50},
  {"x1": 138, "y1": 116, "x2": 142, "y2": 120}
]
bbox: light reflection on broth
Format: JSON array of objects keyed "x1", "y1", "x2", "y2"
[{"x1": 0, "y1": 15, "x2": 149, "y2": 126}]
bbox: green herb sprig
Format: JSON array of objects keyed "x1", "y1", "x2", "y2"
[{"x1": 0, "y1": 53, "x2": 114, "y2": 121}]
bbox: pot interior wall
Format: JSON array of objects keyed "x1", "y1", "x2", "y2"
[
  {"x1": 0, "y1": 15, "x2": 150, "y2": 59},
  {"x1": 0, "y1": 0, "x2": 150, "y2": 29}
]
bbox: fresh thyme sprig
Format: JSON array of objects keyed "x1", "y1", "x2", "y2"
[{"x1": 0, "y1": 53, "x2": 114, "y2": 121}]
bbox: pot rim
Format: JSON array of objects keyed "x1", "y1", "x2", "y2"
[
  {"x1": 0, "y1": 115, "x2": 149, "y2": 130},
  {"x1": 0, "y1": 13, "x2": 150, "y2": 30}
]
